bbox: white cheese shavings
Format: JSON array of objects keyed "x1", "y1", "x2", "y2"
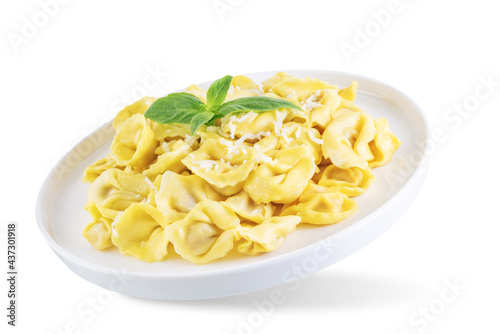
[
  {"x1": 184, "y1": 134, "x2": 198, "y2": 146},
  {"x1": 250, "y1": 208, "x2": 261, "y2": 215},
  {"x1": 236, "y1": 111, "x2": 256, "y2": 123},
  {"x1": 308, "y1": 130, "x2": 324, "y2": 145},
  {"x1": 295, "y1": 126, "x2": 302, "y2": 138},
  {"x1": 255, "y1": 152, "x2": 277, "y2": 165},
  {"x1": 111, "y1": 211, "x2": 123, "y2": 238},
  {"x1": 227, "y1": 131, "x2": 270, "y2": 157},
  {"x1": 190, "y1": 160, "x2": 218, "y2": 172},
  {"x1": 281, "y1": 126, "x2": 291, "y2": 144},
  {"x1": 219, "y1": 139, "x2": 234, "y2": 147},
  {"x1": 144, "y1": 176, "x2": 157, "y2": 192},
  {"x1": 302, "y1": 91, "x2": 322, "y2": 110},
  {"x1": 161, "y1": 142, "x2": 171, "y2": 153},
  {"x1": 140, "y1": 196, "x2": 151, "y2": 205},
  {"x1": 236, "y1": 131, "x2": 270, "y2": 142},
  {"x1": 228, "y1": 117, "x2": 237, "y2": 139},
  {"x1": 206, "y1": 126, "x2": 219, "y2": 132},
  {"x1": 273, "y1": 110, "x2": 286, "y2": 137}
]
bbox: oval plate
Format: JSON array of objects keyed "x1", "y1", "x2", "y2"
[{"x1": 37, "y1": 70, "x2": 429, "y2": 300}]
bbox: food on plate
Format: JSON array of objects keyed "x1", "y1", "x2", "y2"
[{"x1": 82, "y1": 72, "x2": 401, "y2": 264}]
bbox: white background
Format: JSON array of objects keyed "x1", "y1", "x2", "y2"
[{"x1": 1, "y1": 0, "x2": 499, "y2": 333}]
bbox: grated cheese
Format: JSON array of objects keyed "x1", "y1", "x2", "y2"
[
  {"x1": 219, "y1": 138, "x2": 234, "y2": 147},
  {"x1": 228, "y1": 117, "x2": 237, "y2": 139},
  {"x1": 184, "y1": 134, "x2": 198, "y2": 146},
  {"x1": 295, "y1": 126, "x2": 302, "y2": 138},
  {"x1": 250, "y1": 208, "x2": 261, "y2": 215},
  {"x1": 255, "y1": 152, "x2": 277, "y2": 165},
  {"x1": 190, "y1": 159, "x2": 218, "y2": 172},
  {"x1": 144, "y1": 176, "x2": 157, "y2": 192},
  {"x1": 308, "y1": 130, "x2": 324, "y2": 145},
  {"x1": 236, "y1": 111, "x2": 256, "y2": 123},
  {"x1": 111, "y1": 211, "x2": 123, "y2": 238},
  {"x1": 273, "y1": 110, "x2": 286, "y2": 137},
  {"x1": 302, "y1": 91, "x2": 322, "y2": 110},
  {"x1": 281, "y1": 126, "x2": 291, "y2": 144},
  {"x1": 161, "y1": 142, "x2": 171, "y2": 153},
  {"x1": 227, "y1": 131, "x2": 270, "y2": 157}
]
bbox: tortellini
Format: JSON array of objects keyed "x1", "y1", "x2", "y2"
[
  {"x1": 166, "y1": 200, "x2": 239, "y2": 264},
  {"x1": 112, "y1": 96, "x2": 157, "y2": 130},
  {"x1": 82, "y1": 72, "x2": 401, "y2": 264},
  {"x1": 155, "y1": 171, "x2": 225, "y2": 224},
  {"x1": 224, "y1": 191, "x2": 275, "y2": 224},
  {"x1": 244, "y1": 145, "x2": 316, "y2": 204},
  {"x1": 368, "y1": 118, "x2": 402, "y2": 167},
  {"x1": 111, "y1": 113, "x2": 158, "y2": 170},
  {"x1": 317, "y1": 165, "x2": 374, "y2": 197},
  {"x1": 82, "y1": 202, "x2": 114, "y2": 249},
  {"x1": 281, "y1": 183, "x2": 358, "y2": 225},
  {"x1": 143, "y1": 139, "x2": 192, "y2": 180},
  {"x1": 112, "y1": 203, "x2": 169, "y2": 262},
  {"x1": 236, "y1": 216, "x2": 301, "y2": 255},
  {"x1": 82, "y1": 155, "x2": 123, "y2": 183},
  {"x1": 182, "y1": 138, "x2": 256, "y2": 191},
  {"x1": 262, "y1": 71, "x2": 338, "y2": 99},
  {"x1": 322, "y1": 111, "x2": 377, "y2": 169},
  {"x1": 88, "y1": 168, "x2": 150, "y2": 215}
]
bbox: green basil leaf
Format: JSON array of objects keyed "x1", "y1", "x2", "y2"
[
  {"x1": 190, "y1": 111, "x2": 214, "y2": 135},
  {"x1": 144, "y1": 92, "x2": 208, "y2": 124},
  {"x1": 206, "y1": 75, "x2": 233, "y2": 112},
  {"x1": 214, "y1": 96, "x2": 302, "y2": 118}
]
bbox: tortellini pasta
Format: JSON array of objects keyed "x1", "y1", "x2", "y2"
[
  {"x1": 82, "y1": 202, "x2": 114, "y2": 249},
  {"x1": 244, "y1": 145, "x2": 316, "y2": 204},
  {"x1": 281, "y1": 183, "x2": 358, "y2": 225},
  {"x1": 236, "y1": 216, "x2": 301, "y2": 255},
  {"x1": 88, "y1": 168, "x2": 150, "y2": 215},
  {"x1": 112, "y1": 203, "x2": 169, "y2": 262},
  {"x1": 82, "y1": 72, "x2": 401, "y2": 264},
  {"x1": 322, "y1": 110, "x2": 377, "y2": 169},
  {"x1": 82, "y1": 155, "x2": 123, "y2": 183},
  {"x1": 112, "y1": 96, "x2": 157, "y2": 130},
  {"x1": 111, "y1": 113, "x2": 158, "y2": 170},
  {"x1": 317, "y1": 164, "x2": 374, "y2": 197},
  {"x1": 166, "y1": 200, "x2": 239, "y2": 264}
]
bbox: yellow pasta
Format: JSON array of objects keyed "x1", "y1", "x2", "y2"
[
  {"x1": 236, "y1": 216, "x2": 301, "y2": 255},
  {"x1": 112, "y1": 203, "x2": 169, "y2": 262},
  {"x1": 82, "y1": 202, "x2": 114, "y2": 250},
  {"x1": 112, "y1": 96, "x2": 157, "y2": 130},
  {"x1": 317, "y1": 164, "x2": 374, "y2": 197},
  {"x1": 82, "y1": 155, "x2": 124, "y2": 183},
  {"x1": 281, "y1": 182, "x2": 358, "y2": 224},
  {"x1": 111, "y1": 113, "x2": 158, "y2": 170},
  {"x1": 244, "y1": 145, "x2": 316, "y2": 204},
  {"x1": 82, "y1": 72, "x2": 401, "y2": 264},
  {"x1": 166, "y1": 200, "x2": 239, "y2": 264}
]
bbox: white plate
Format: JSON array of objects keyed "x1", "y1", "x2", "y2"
[{"x1": 37, "y1": 70, "x2": 429, "y2": 300}]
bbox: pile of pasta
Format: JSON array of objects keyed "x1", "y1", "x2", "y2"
[{"x1": 82, "y1": 72, "x2": 401, "y2": 264}]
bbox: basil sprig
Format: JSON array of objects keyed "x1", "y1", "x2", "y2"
[{"x1": 144, "y1": 75, "x2": 302, "y2": 134}]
